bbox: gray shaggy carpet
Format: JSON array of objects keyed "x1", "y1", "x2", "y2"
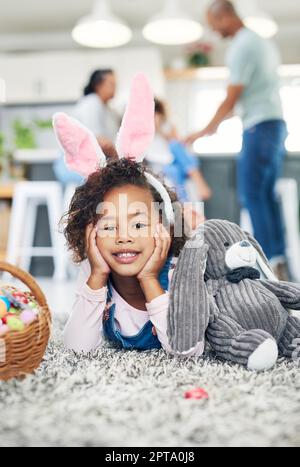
[{"x1": 0, "y1": 313, "x2": 300, "y2": 448}]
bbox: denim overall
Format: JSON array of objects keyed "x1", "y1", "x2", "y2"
[{"x1": 103, "y1": 256, "x2": 173, "y2": 351}]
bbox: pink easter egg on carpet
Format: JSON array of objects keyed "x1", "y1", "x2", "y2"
[{"x1": 185, "y1": 388, "x2": 209, "y2": 400}]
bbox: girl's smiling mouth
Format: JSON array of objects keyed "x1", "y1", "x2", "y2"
[{"x1": 112, "y1": 250, "x2": 141, "y2": 264}]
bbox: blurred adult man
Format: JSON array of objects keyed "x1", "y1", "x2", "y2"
[{"x1": 187, "y1": 0, "x2": 288, "y2": 279}]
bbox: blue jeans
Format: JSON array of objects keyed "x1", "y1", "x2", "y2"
[
  {"x1": 164, "y1": 141, "x2": 199, "y2": 202},
  {"x1": 238, "y1": 120, "x2": 288, "y2": 260}
]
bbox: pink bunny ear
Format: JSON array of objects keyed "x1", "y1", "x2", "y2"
[
  {"x1": 53, "y1": 112, "x2": 107, "y2": 178},
  {"x1": 116, "y1": 73, "x2": 155, "y2": 163}
]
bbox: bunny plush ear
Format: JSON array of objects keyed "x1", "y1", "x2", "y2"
[
  {"x1": 53, "y1": 112, "x2": 107, "y2": 178},
  {"x1": 116, "y1": 73, "x2": 155, "y2": 163}
]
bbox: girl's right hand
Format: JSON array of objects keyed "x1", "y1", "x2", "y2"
[{"x1": 86, "y1": 224, "x2": 111, "y2": 286}]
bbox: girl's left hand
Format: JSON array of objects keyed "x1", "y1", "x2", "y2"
[{"x1": 137, "y1": 224, "x2": 171, "y2": 282}]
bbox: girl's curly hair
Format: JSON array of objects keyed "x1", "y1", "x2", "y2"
[{"x1": 63, "y1": 159, "x2": 187, "y2": 263}]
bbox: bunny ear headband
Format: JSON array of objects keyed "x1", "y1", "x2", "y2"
[{"x1": 53, "y1": 73, "x2": 175, "y2": 225}]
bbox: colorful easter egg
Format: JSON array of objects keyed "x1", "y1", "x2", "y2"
[
  {"x1": 7, "y1": 317, "x2": 25, "y2": 332},
  {"x1": 0, "y1": 296, "x2": 10, "y2": 308},
  {"x1": 0, "y1": 297, "x2": 10, "y2": 318},
  {"x1": 12, "y1": 292, "x2": 29, "y2": 305},
  {"x1": 20, "y1": 310, "x2": 36, "y2": 325},
  {"x1": 9, "y1": 307, "x2": 19, "y2": 314},
  {"x1": 2, "y1": 313, "x2": 17, "y2": 325},
  {"x1": 28, "y1": 301, "x2": 37, "y2": 309},
  {"x1": 0, "y1": 325, "x2": 9, "y2": 336},
  {"x1": 0, "y1": 303, "x2": 8, "y2": 319}
]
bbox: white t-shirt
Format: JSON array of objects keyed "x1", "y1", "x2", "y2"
[{"x1": 73, "y1": 93, "x2": 119, "y2": 141}]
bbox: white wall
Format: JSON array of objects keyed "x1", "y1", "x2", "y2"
[{"x1": 0, "y1": 47, "x2": 165, "y2": 105}]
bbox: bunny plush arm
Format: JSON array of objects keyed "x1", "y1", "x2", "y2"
[
  {"x1": 260, "y1": 280, "x2": 300, "y2": 310},
  {"x1": 260, "y1": 280, "x2": 300, "y2": 359},
  {"x1": 167, "y1": 236, "x2": 213, "y2": 354}
]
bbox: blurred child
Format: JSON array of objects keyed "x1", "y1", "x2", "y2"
[{"x1": 146, "y1": 99, "x2": 212, "y2": 204}]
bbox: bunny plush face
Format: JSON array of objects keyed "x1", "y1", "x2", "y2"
[{"x1": 199, "y1": 220, "x2": 272, "y2": 280}]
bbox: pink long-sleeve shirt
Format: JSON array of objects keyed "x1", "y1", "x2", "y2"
[{"x1": 64, "y1": 259, "x2": 204, "y2": 357}]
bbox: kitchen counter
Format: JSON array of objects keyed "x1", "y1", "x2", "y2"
[
  {"x1": 0, "y1": 183, "x2": 14, "y2": 199},
  {"x1": 0, "y1": 183, "x2": 14, "y2": 262},
  {"x1": 14, "y1": 149, "x2": 59, "y2": 164},
  {"x1": 198, "y1": 151, "x2": 300, "y2": 159}
]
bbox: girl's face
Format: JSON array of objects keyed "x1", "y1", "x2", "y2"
[{"x1": 96, "y1": 185, "x2": 160, "y2": 277}]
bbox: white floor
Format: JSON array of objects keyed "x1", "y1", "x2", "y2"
[
  {"x1": 0, "y1": 277, "x2": 76, "y2": 316},
  {"x1": 38, "y1": 279, "x2": 76, "y2": 315}
]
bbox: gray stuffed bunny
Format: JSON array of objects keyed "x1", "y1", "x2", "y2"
[{"x1": 168, "y1": 219, "x2": 300, "y2": 371}]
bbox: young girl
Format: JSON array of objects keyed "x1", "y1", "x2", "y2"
[{"x1": 53, "y1": 74, "x2": 205, "y2": 357}]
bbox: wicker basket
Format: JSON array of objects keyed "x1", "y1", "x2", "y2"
[{"x1": 0, "y1": 262, "x2": 51, "y2": 381}]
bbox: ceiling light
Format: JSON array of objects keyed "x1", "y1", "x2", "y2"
[
  {"x1": 244, "y1": 16, "x2": 278, "y2": 39},
  {"x1": 72, "y1": 0, "x2": 132, "y2": 48},
  {"x1": 237, "y1": 0, "x2": 278, "y2": 38},
  {"x1": 143, "y1": 0, "x2": 203, "y2": 46}
]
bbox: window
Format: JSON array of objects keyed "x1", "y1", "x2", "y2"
[
  {"x1": 192, "y1": 87, "x2": 243, "y2": 154},
  {"x1": 179, "y1": 65, "x2": 300, "y2": 154}
]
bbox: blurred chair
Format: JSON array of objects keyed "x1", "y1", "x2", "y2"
[
  {"x1": 62, "y1": 183, "x2": 79, "y2": 280},
  {"x1": 6, "y1": 181, "x2": 67, "y2": 281},
  {"x1": 63, "y1": 184, "x2": 77, "y2": 214},
  {"x1": 277, "y1": 179, "x2": 300, "y2": 282},
  {"x1": 240, "y1": 178, "x2": 300, "y2": 282}
]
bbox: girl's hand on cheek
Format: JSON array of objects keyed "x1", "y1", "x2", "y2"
[
  {"x1": 137, "y1": 224, "x2": 171, "y2": 282},
  {"x1": 86, "y1": 224, "x2": 111, "y2": 280}
]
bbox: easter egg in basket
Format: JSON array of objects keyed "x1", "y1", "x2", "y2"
[
  {"x1": 0, "y1": 297, "x2": 10, "y2": 318},
  {"x1": 0, "y1": 262, "x2": 52, "y2": 381},
  {"x1": 6, "y1": 316, "x2": 25, "y2": 332}
]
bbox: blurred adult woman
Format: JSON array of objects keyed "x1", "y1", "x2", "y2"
[{"x1": 54, "y1": 69, "x2": 119, "y2": 185}]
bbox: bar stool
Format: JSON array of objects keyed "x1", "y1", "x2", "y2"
[
  {"x1": 6, "y1": 181, "x2": 67, "y2": 281},
  {"x1": 277, "y1": 179, "x2": 300, "y2": 282},
  {"x1": 62, "y1": 183, "x2": 78, "y2": 280},
  {"x1": 63, "y1": 183, "x2": 77, "y2": 214}
]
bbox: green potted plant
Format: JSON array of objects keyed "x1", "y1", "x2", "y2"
[
  {"x1": 12, "y1": 118, "x2": 57, "y2": 164},
  {"x1": 33, "y1": 118, "x2": 53, "y2": 130},
  {"x1": 33, "y1": 118, "x2": 55, "y2": 148},
  {"x1": 185, "y1": 42, "x2": 213, "y2": 68},
  {"x1": 13, "y1": 119, "x2": 37, "y2": 150},
  {"x1": 12, "y1": 119, "x2": 39, "y2": 165}
]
